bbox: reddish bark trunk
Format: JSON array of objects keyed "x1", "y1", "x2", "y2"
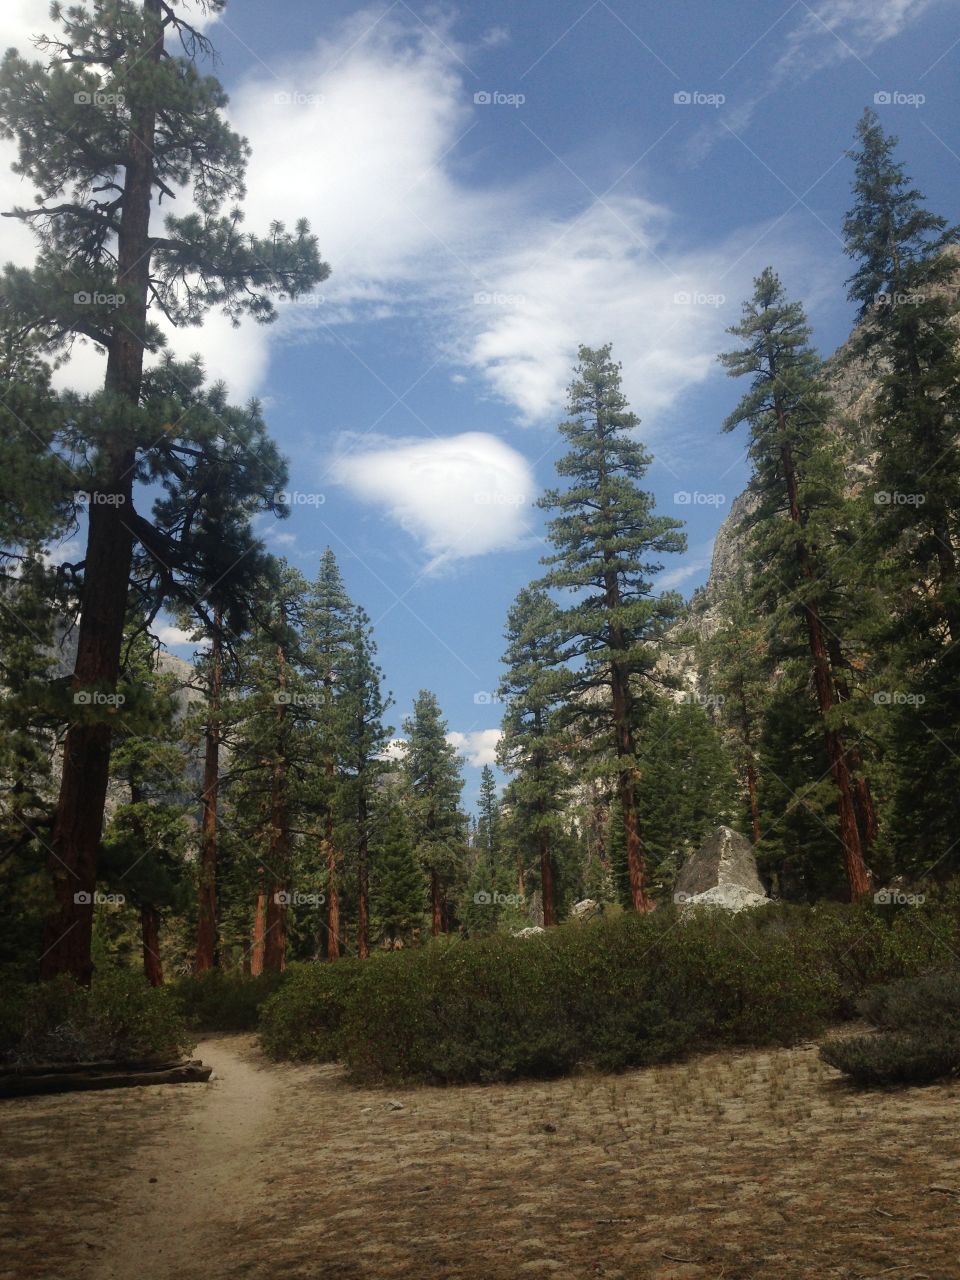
[
  {"x1": 357, "y1": 791, "x2": 370, "y2": 960},
  {"x1": 194, "y1": 614, "x2": 222, "y2": 974},
  {"x1": 141, "y1": 904, "x2": 163, "y2": 987},
  {"x1": 263, "y1": 643, "x2": 290, "y2": 972},
  {"x1": 539, "y1": 830, "x2": 556, "y2": 926},
  {"x1": 775, "y1": 416, "x2": 870, "y2": 901},
  {"x1": 250, "y1": 880, "x2": 266, "y2": 977},
  {"x1": 40, "y1": 0, "x2": 164, "y2": 983},
  {"x1": 325, "y1": 759, "x2": 340, "y2": 962},
  {"x1": 826, "y1": 634, "x2": 879, "y2": 855}
]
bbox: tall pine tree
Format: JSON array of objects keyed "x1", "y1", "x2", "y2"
[{"x1": 537, "y1": 344, "x2": 685, "y2": 911}]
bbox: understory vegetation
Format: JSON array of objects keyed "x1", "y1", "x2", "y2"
[
  {"x1": 820, "y1": 968, "x2": 960, "y2": 1085},
  {"x1": 258, "y1": 896, "x2": 960, "y2": 1083}
]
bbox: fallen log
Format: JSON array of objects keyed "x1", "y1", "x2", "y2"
[
  {"x1": 0, "y1": 1057, "x2": 184, "y2": 1077},
  {"x1": 0, "y1": 1059, "x2": 212, "y2": 1098}
]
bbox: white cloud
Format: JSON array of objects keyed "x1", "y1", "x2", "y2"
[
  {"x1": 212, "y1": 9, "x2": 784, "y2": 421},
  {"x1": 686, "y1": 0, "x2": 940, "y2": 161},
  {"x1": 379, "y1": 737, "x2": 408, "y2": 762},
  {"x1": 333, "y1": 432, "x2": 534, "y2": 569},
  {"x1": 155, "y1": 623, "x2": 195, "y2": 649},
  {"x1": 774, "y1": 0, "x2": 938, "y2": 79},
  {"x1": 447, "y1": 729, "x2": 501, "y2": 768}
]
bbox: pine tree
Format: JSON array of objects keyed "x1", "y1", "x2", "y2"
[
  {"x1": 339, "y1": 606, "x2": 392, "y2": 959},
  {"x1": 497, "y1": 587, "x2": 569, "y2": 925},
  {"x1": 843, "y1": 110, "x2": 960, "y2": 873},
  {"x1": 537, "y1": 344, "x2": 686, "y2": 911},
  {"x1": 704, "y1": 571, "x2": 770, "y2": 844},
  {"x1": 227, "y1": 563, "x2": 312, "y2": 972},
  {"x1": 401, "y1": 690, "x2": 466, "y2": 936},
  {"x1": 720, "y1": 269, "x2": 873, "y2": 900},
  {"x1": 372, "y1": 802, "x2": 424, "y2": 946},
  {"x1": 100, "y1": 623, "x2": 191, "y2": 986},
  {"x1": 302, "y1": 550, "x2": 354, "y2": 960},
  {"x1": 0, "y1": 1, "x2": 326, "y2": 981},
  {"x1": 475, "y1": 765, "x2": 501, "y2": 880}
]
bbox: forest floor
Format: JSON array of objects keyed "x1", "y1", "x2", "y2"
[{"x1": 1, "y1": 1033, "x2": 958, "y2": 1280}]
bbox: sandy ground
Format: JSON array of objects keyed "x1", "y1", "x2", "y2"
[{"x1": 1, "y1": 1034, "x2": 958, "y2": 1280}]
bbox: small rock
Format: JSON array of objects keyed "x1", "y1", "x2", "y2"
[{"x1": 385, "y1": 1099, "x2": 404, "y2": 1111}]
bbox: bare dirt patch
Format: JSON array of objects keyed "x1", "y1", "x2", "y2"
[{"x1": 2, "y1": 1034, "x2": 958, "y2": 1279}]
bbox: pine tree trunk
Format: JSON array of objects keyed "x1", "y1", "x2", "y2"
[
  {"x1": 325, "y1": 760, "x2": 340, "y2": 962},
  {"x1": 746, "y1": 758, "x2": 762, "y2": 846},
  {"x1": 826, "y1": 634, "x2": 878, "y2": 854},
  {"x1": 357, "y1": 790, "x2": 370, "y2": 960},
  {"x1": 141, "y1": 904, "x2": 163, "y2": 987},
  {"x1": 430, "y1": 868, "x2": 442, "y2": 936},
  {"x1": 777, "y1": 426, "x2": 870, "y2": 901},
  {"x1": 610, "y1": 660, "x2": 650, "y2": 912},
  {"x1": 194, "y1": 613, "x2": 222, "y2": 973},
  {"x1": 39, "y1": 0, "x2": 164, "y2": 983},
  {"x1": 539, "y1": 830, "x2": 556, "y2": 926},
  {"x1": 263, "y1": 642, "x2": 289, "y2": 972},
  {"x1": 250, "y1": 878, "x2": 266, "y2": 976}
]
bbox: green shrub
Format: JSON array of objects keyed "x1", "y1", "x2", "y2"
[
  {"x1": 171, "y1": 968, "x2": 288, "y2": 1032},
  {"x1": 820, "y1": 1032, "x2": 960, "y2": 1085},
  {"x1": 1, "y1": 968, "x2": 193, "y2": 1066},
  {"x1": 261, "y1": 896, "x2": 960, "y2": 1085},
  {"x1": 820, "y1": 967, "x2": 960, "y2": 1086},
  {"x1": 259, "y1": 960, "x2": 365, "y2": 1061}
]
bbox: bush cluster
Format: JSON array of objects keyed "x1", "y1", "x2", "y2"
[
  {"x1": 0, "y1": 967, "x2": 193, "y2": 1067},
  {"x1": 820, "y1": 968, "x2": 960, "y2": 1086},
  {"x1": 261, "y1": 897, "x2": 960, "y2": 1084},
  {"x1": 171, "y1": 968, "x2": 287, "y2": 1032},
  {"x1": 258, "y1": 960, "x2": 365, "y2": 1060}
]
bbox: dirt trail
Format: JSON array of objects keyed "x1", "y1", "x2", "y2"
[
  {"x1": 86, "y1": 1037, "x2": 281, "y2": 1280},
  {"x1": 4, "y1": 1034, "x2": 960, "y2": 1279}
]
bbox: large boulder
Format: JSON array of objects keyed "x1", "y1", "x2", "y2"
[
  {"x1": 569, "y1": 898, "x2": 602, "y2": 923},
  {"x1": 674, "y1": 826, "x2": 769, "y2": 911}
]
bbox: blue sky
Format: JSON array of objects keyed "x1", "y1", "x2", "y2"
[{"x1": 4, "y1": 0, "x2": 960, "y2": 804}]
